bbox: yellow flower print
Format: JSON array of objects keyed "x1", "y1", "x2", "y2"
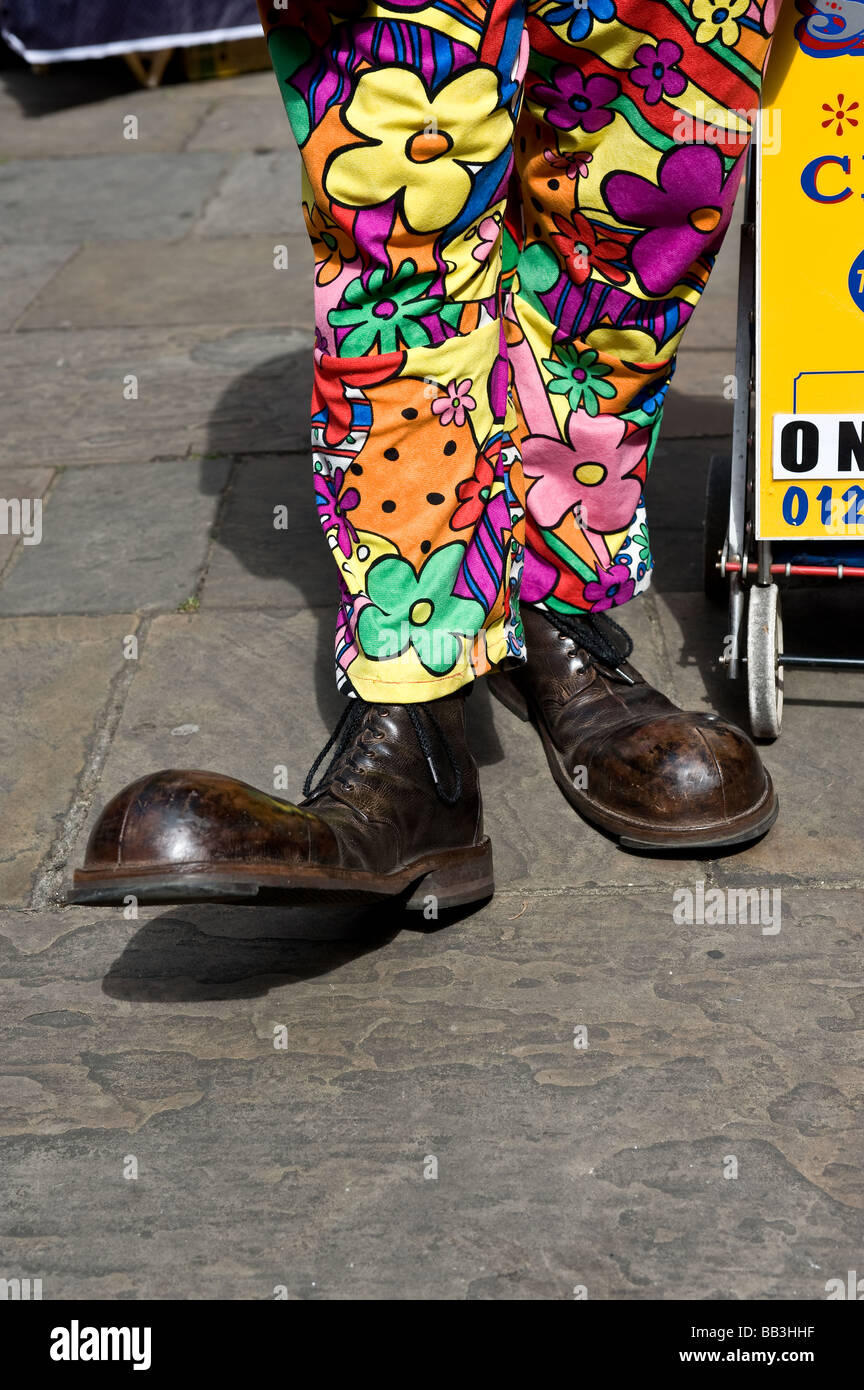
[
  {"x1": 690, "y1": 0, "x2": 750, "y2": 45},
  {"x1": 326, "y1": 66, "x2": 512, "y2": 234}
]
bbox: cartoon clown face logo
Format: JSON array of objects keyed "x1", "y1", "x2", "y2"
[{"x1": 797, "y1": 0, "x2": 864, "y2": 55}]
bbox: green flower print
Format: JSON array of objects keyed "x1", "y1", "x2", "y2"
[
  {"x1": 329, "y1": 260, "x2": 443, "y2": 355},
  {"x1": 633, "y1": 521, "x2": 651, "y2": 564},
  {"x1": 268, "y1": 28, "x2": 313, "y2": 146},
  {"x1": 543, "y1": 346, "x2": 616, "y2": 416},
  {"x1": 357, "y1": 543, "x2": 485, "y2": 676}
]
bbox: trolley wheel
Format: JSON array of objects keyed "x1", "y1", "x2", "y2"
[
  {"x1": 747, "y1": 583, "x2": 784, "y2": 739},
  {"x1": 703, "y1": 453, "x2": 732, "y2": 605}
]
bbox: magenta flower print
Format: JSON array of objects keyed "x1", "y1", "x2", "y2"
[
  {"x1": 531, "y1": 68, "x2": 621, "y2": 134},
  {"x1": 522, "y1": 411, "x2": 651, "y2": 534},
  {"x1": 521, "y1": 547, "x2": 559, "y2": 604},
  {"x1": 629, "y1": 41, "x2": 687, "y2": 106},
  {"x1": 432, "y1": 378, "x2": 477, "y2": 427},
  {"x1": 583, "y1": 563, "x2": 635, "y2": 611},
  {"x1": 604, "y1": 144, "x2": 742, "y2": 297},
  {"x1": 314, "y1": 467, "x2": 360, "y2": 555}
]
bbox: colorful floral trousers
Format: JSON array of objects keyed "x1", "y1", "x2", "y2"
[{"x1": 258, "y1": 0, "x2": 781, "y2": 701}]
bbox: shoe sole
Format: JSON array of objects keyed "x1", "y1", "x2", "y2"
[
  {"x1": 69, "y1": 839, "x2": 494, "y2": 912},
  {"x1": 489, "y1": 674, "x2": 779, "y2": 851}
]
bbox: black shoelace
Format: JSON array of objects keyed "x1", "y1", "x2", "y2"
[
  {"x1": 303, "y1": 698, "x2": 463, "y2": 806},
  {"x1": 542, "y1": 607, "x2": 636, "y2": 684}
]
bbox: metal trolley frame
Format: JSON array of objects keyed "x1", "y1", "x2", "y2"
[{"x1": 703, "y1": 146, "x2": 864, "y2": 740}]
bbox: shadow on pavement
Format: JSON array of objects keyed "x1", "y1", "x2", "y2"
[
  {"x1": 101, "y1": 898, "x2": 483, "y2": 999},
  {"x1": 0, "y1": 52, "x2": 186, "y2": 114}
]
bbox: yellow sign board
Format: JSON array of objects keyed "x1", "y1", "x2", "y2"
[{"x1": 756, "y1": 0, "x2": 864, "y2": 539}]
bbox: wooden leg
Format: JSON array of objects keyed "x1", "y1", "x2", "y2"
[
  {"x1": 122, "y1": 49, "x2": 174, "y2": 89},
  {"x1": 146, "y1": 48, "x2": 173, "y2": 88}
]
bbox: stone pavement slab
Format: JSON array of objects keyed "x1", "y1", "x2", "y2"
[
  {"x1": 0, "y1": 458, "x2": 230, "y2": 617},
  {"x1": 662, "y1": 369, "x2": 734, "y2": 439},
  {"x1": 667, "y1": 349, "x2": 734, "y2": 404},
  {"x1": 0, "y1": 243, "x2": 80, "y2": 330},
  {"x1": 16, "y1": 234, "x2": 313, "y2": 330},
  {"x1": 684, "y1": 298, "x2": 737, "y2": 352},
  {"x1": 0, "y1": 154, "x2": 229, "y2": 245},
  {"x1": 647, "y1": 436, "x2": 719, "y2": 541},
  {"x1": 650, "y1": 521, "x2": 706, "y2": 595},
  {"x1": 0, "y1": 615, "x2": 136, "y2": 905},
  {"x1": 203, "y1": 453, "x2": 338, "y2": 611},
  {"x1": 0, "y1": 86, "x2": 212, "y2": 159},
  {"x1": 185, "y1": 96, "x2": 293, "y2": 153},
  {"x1": 174, "y1": 72, "x2": 278, "y2": 100},
  {"x1": 645, "y1": 435, "x2": 718, "y2": 593},
  {"x1": 1, "y1": 884, "x2": 860, "y2": 1297},
  {"x1": 0, "y1": 326, "x2": 312, "y2": 467},
  {"x1": 193, "y1": 151, "x2": 305, "y2": 237}
]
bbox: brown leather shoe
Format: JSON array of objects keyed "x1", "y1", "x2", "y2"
[
  {"x1": 70, "y1": 692, "x2": 493, "y2": 909},
  {"x1": 489, "y1": 604, "x2": 777, "y2": 850}
]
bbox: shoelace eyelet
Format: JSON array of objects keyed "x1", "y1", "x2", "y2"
[{"x1": 304, "y1": 698, "x2": 462, "y2": 807}]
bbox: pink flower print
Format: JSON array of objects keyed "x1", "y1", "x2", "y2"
[
  {"x1": 472, "y1": 215, "x2": 501, "y2": 263},
  {"x1": 522, "y1": 411, "x2": 651, "y2": 534},
  {"x1": 432, "y1": 378, "x2": 477, "y2": 427},
  {"x1": 543, "y1": 149, "x2": 593, "y2": 181}
]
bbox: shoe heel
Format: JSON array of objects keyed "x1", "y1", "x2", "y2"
[
  {"x1": 406, "y1": 840, "x2": 494, "y2": 911},
  {"x1": 487, "y1": 672, "x2": 530, "y2": 722}
]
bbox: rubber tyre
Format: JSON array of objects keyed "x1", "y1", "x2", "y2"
[{"x1": 747, "y1": 582, "x2": 784, "y2": 739}]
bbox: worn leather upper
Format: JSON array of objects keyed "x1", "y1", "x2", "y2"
[
  {"x1": 79, "y1": 692, "x2": 482, "y2": 876},
  {"x1": 505, "y1": 604, "x2": 771, "y2": 830}
]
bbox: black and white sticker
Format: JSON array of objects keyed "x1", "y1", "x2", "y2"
[{"x1": 772, "y1": 414, "x2": 864, "y2": 479}]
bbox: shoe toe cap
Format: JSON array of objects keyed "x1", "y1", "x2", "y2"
[
  {"x1": 588, "y1": 712, "x2": 771, "y2": 827},
  {"x1": 80, "y1": 769, "x2": 336, "y2": 872}
]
